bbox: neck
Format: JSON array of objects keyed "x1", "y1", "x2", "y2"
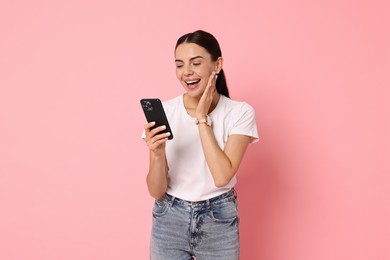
[{"x1": 183, "y1": 92, "x2": 221, "y2": 115}]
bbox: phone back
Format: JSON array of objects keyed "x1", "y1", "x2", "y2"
[{"x1": 140, "y1": 98, "x2": 173, "y2": 139}]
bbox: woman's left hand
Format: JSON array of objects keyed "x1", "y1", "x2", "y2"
[{"x1": 196, "y1": 72, "x2": 218, "y2": 118}]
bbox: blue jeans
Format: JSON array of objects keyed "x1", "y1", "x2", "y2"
[{"x1": 150, "y1": 189, "x2": 240, "y2": 260}]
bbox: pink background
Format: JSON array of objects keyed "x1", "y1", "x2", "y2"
[{"x1": 1, "y1": 1, "x2": 389, "y2": 259}]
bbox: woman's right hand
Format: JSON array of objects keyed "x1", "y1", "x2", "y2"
[
  {"x1": 145, "y1": 122, "x2": 170, "y2": 199},
  {"x1": 144, "y1": 122, "x2": 171, "y2": 155}
]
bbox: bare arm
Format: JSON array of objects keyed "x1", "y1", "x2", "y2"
[
  {"x1": 196, "y1": 72, "x2": 252, "y2": 187},
  {"x1": 198, "y1": 124, "x2": 251, "y2": 187},
  {"x1": 144, "y1": 122, "x2": 171, "y2": 199}
]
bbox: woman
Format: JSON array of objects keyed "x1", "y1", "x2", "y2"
[{"x1": 143, "y1": 30, "x2": 259, "y2": 259}]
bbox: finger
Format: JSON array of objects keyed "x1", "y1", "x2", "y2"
[
  {"x1": 149, "y1": 125, "x2": 167, "y2": 136},
  {"x1": 148, "y1": 130, "x2": 170, "y2": 144},
  {"x1": 145, "y1": 125, "x2": 166, "y2": 140},
  {"x1": 144, "y1": 121, "x2": 156, "y2": 130},
  {"x1": 148, "y1": 132, "x2": 170, "y2": 147},
  {"x1": 149, "y1": 138, "x2": 168, "y2": 149},
  {"x1": 155, "y1": 131, "x2": 171, "y2": 140},
  {"x1": 206, "y1": 72, "x2": 215, "y2": 88},
  {"x1": 144, "y1": 124, "x2": 165, "y2": 142},
  {"x1": 204, "y1": 72, "x2": 216, "y2": 96}
]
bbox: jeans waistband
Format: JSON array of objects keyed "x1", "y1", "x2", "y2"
[{"x1": 163, "y1": 189, "x2": 237, "y2": 208}]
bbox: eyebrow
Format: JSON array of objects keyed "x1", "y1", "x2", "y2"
[{"x1": 175, "y1": 56, "x2": 204, "y2": 63}]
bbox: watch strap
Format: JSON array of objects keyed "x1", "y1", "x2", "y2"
[{"x1": 195, "y1": 116, "x2": 212, "y2": 126}]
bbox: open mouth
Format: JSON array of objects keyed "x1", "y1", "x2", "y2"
[{"x1": 185, "y1": 79, "x2": 201, "y2": 89}]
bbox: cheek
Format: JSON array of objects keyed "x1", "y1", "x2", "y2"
[
  {"x1": 175, "y1": 69, "x2": 182, "y2": 79},
  {"x1": 195, "y1": 68, "x2": 210, "y2": 79},
  {"x1": 203, "y1": 64, "x2": 215, "y2": 77}
]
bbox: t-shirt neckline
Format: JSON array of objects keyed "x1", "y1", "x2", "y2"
[{"x1": 180, "y1": 94, "x2": 224, "y2": 120}]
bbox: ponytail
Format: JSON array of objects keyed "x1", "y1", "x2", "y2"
[
  {"x1": 176, "y1": 30, "x2": 230, "y2": 98},
  {"x1": 216, "y1": 69, "x2": 229, "y2": 97}
]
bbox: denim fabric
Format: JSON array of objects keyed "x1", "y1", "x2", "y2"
[{"x1": 150, "y1": 189, "x2": 240, "y2": 260}]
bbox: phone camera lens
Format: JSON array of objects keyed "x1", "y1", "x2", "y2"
[{"x1": 142, "y1": 101, "x2": 153, "y2": 111}]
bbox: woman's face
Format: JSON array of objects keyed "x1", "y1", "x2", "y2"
[{"x1": 175, "y1": 43, "x2": 219, "y2": 98}]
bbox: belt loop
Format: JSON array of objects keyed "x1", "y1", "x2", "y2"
[
  {"x1": 206, "y1": 198, "x2": 211, "y2": 210},
  {"x1": 169, "y1": 194, "x2": 175, "y2": 207},
  {"x1": 232, "y1": 188, "x2": 237, "y2": 199}
]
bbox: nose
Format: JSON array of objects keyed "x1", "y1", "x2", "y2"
[{"x1": 183, "y1": 65, "x2": 193, "y2": 76}]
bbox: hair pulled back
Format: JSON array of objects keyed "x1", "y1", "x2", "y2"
[{"x1": 175, "y1": 30, "x2": 230, "y2": 98}]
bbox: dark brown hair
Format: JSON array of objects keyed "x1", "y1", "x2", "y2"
[{"x1": 175, "y1": 30, "x2": 230, "y2": 97}]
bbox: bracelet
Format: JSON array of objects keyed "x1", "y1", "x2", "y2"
[{"x1": 195, "y1": 116, "x2": 212, "y2": 126}]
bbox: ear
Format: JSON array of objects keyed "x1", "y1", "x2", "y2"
[{"x1": 215, "y1": 57, "x2": 223, "y2": 74}]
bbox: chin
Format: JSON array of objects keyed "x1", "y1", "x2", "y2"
[
  {"x1": 187, "y1": 88, "x2": 205, "y2": 97},
  {"x1": 182, "y1": 85, "x2": 203, "y2": 96},
  {"x1": 185, "y1": 91, "x2": 200, "y2": 98}
]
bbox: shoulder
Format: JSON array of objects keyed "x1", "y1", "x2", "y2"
[
  {"x1": 220, "y1": 95, "x2": 256, "y2": 115},
  {"x1": 220, "y1": 96, "x2": 259, "y2": 142}
]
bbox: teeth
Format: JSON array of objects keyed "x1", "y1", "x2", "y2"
[{"x1": 186, "y1": 80, "x2": 200, "y2": 85}]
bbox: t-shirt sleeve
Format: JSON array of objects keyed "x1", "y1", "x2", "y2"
[{"x1": 229, "y1": 103, "x2": 259, "y2": 143}]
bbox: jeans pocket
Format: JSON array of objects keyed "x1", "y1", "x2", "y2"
[
  {"x1": 210, "y1": 200, "x2": 238, "y2": 223},
  {"x1": 152, "y1": 198, "x2": 170, "y2": 218}
]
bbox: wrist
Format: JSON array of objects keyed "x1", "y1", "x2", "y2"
[
  {"x1": 150, "y1": 149, "x2": 166, "y2": 158},
  {"x1": 196, "y1": 113, "x2": 207, "y2": 119},
  {"x1": 195, "y1": 115, "x2": 212, "y2": 126}
]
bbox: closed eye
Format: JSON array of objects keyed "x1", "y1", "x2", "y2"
[{"x1": 175, "y1": 62, "x2": 184, "y2": 68}]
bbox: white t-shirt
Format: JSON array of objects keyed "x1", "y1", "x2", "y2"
[{"x1": 162, "y1": 94, "x2": 259, "y2": 201}]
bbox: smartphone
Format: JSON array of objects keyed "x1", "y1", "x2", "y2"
[{"x1": 140, "y1": 98, "x2": 173, "y2": 140}]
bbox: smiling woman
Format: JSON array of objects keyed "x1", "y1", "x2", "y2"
[
  {"x1": 175, "y1": 31, "x2": 230, "y2": 99},
  {"x1": 142, "y1": 30, "x2": 259, "y2": 259}
]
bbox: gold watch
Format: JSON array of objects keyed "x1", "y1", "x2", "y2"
[{"x1": 195, "y1": 116, "x2": 212, "y2": 126}]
